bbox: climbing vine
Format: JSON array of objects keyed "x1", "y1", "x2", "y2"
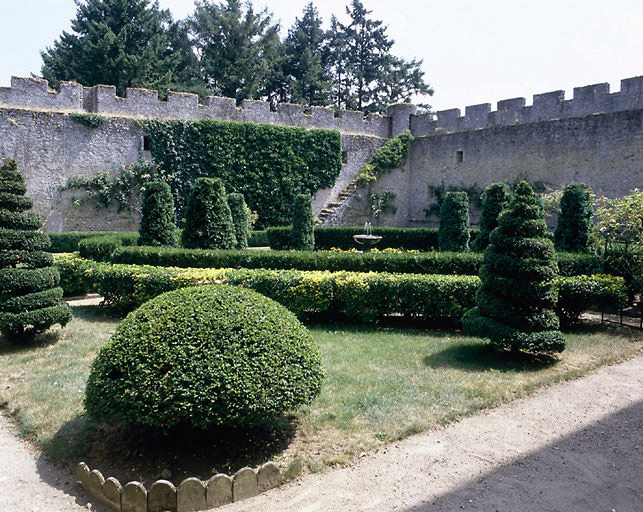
[
  {"x1": 356, "y1": 130, "x2": 414, "y2": 187},
  {"x1": 69, "y1": 113, "x2": 105, "y2": 129}
]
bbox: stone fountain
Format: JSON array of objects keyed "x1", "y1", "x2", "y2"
[{"x1": 353, "y1": 222, "x2": 382, "y2": 247}]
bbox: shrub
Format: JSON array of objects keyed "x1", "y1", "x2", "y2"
[
  {"x1": 49, "y1": 231, "x2": 138, "y2": 253},
  {"x1": 78, "y1": 233, "x2": 139, "y2": 262},
  {"x1": 356, "y1": 130, "x2": 414, "y2": 186},
  {"x1": 291, "y1": 194, "x2": 314, "y2": 251},
  {"x1": 555, "y1": 274, "x2": 626, "y2": 326},
  {"x1": 181, "y1": 178, "x2": 236, "y2": 250},
  {"x1": 438, "y1": 191, "x2": 470, "y2": 252},
  {"x1": 248, "y1": 230, "x2": 268, "y2": 247},
  {"x1": 472, "y1": 183, "x2": 511, "y2": 252},
  {"x1": 554, "y1": 183, "x2": 593, "y2": 252},
  {"x1": 463, "y1": 181, "x2": 565, "y2": 354},
  {"x1": 0, "y1": 159, "x2": 71, "y2": 338},
  {"x1": 138, "y1": 181, "x2": 177, "y2": 247},
  {"x1": 84, "y1": 285, "x2": 324, "y2": 429},
  {"x1": 227, "y1": 193, "x2": 249, "y2": 250}
]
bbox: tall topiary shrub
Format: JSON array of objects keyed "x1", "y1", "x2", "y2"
[
  {"x1": 227, "y1": 192, "x2": 249, "y2": 250},
  {"x1": 472, "y1": 183, "x2": 511, "y2": 252},
  {"x1": 462, "y1": 181, "x2": 565, "y2": 354},
  {"x1": 291, "y1": 194, "x2": 314, "y2": 251},
  {"x1": 138, "y1": 181, "x2": 177, "y2": 247},
  {"x1": 0, "y1": 159, "x2": 71, "y2": 339},
  {"x1": 438, "y1": 191, "x2": 470, "y2": 252},
  {"x1": 181, "y1": 178, "x2": 236, "y2": 250},
  {"x1": 554, "y1": 183, "x2": 593, "y2": 252}
]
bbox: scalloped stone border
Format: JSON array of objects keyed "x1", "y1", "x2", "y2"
[{"x1": 77, "y1": 461, "x2": 282, "y2": 512}]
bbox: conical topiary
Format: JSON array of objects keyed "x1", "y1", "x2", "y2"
[
  {"x1": 227, "y1": 192, "x2": 249, "y2": 250},
  {"x1": 0, "y1": 159, "x2": 71, "y2": 339},
  {"x1": 181, "y1": 177, "x2": 236, "y2": 250},
  {"x1": 472, "y1": 182, "x2": 512, "y2": 252},
  {"x1": 554, "y1": 183, "x2": 593, "y2": 252},
  {"x1": 438, "y1": 191, "x2": 470, "y2": 252},
  {"x1": 462, "y1": 181, "x2": 565, "y2": 354},
  {"x1": 138, "y1": 181, "x2": 177, "y2": 247},
  {"x1": 291, "y1": 194, "x2": 314, "y2": 251}
]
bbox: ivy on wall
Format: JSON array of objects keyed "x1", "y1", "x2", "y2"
[
  {"x1": 356, "y1": 130, "x2": 414, "y2": 187},
  {"x1": 138, "y1": 119, "x2": 343, "y2": 228},
  {"x1": 69, "y1": 113, "x2": 105, "y2": 129}
]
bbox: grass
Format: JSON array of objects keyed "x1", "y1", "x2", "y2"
[{"x1": 0, "y1": 304, "x2": 641, "y2": 485}]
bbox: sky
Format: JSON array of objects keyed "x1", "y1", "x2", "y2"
[{"x1": 0, "y1": 0, "x2": 641, "y2": 112}]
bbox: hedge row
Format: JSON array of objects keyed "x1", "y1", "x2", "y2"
[{"x1": 54, "y1": 255, "x2": 626, "y2": 325}]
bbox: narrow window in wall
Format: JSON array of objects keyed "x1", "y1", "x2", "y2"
[
  {"x1": 143, "y1": 135, "x2": 151, "y2": 151},
  {"x1": 456, "y1": 150, "x2": 464, "y2": 163}
]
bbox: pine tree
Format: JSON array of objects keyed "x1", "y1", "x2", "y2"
[
  {"x1": 291, "y1": 194, "x2": 314, "y2": 251},
  {"x1": 0, "y1": 159, "x2": 71, "y2": 340},
  {"x1": 227, "y1": 192, "x2": 249, "y2": 250},
  {"x1": 438, "y1": 192, "x2": 470, "y2": 252},
  {"x1": 554, "y1": 183, "x2": 593, "y2": 252},
  {"x1": 138, "y1": 181, "x2": 177, "y2": 247},
  {"x1": 182, "y1": 178, "x2": 236, "y2": 250},
  {"x1": 472, "y1": 183, "x2": 512, "y2": 252},
  {"x1": 190, "y1": 0, "x2": 280, "y2": 103},
  {"x1": 41, "y1": 0, "x2": 186, "y2": 96},
  {"x1": 462, "y1": 182, "x2": 565, "y2": 354}
]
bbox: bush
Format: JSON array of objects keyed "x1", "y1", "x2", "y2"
[
  {"x1": 291, "y1": 194, "x2": 314, "y2": 251},
  {"x1": 248, "y1": 230, "x2": 268, "y2": 247},
  {"x1": 555, "y1": 274, "x2": 627, "y2": 326},
  {"x1": 438, "y1": 191, "x2": 470, "y2": 252},
  {"x1": 49, "y1": 231, "x2": 138, "y2": 253},
  {"x1": 84, "y1": 285, "x2": 324, "y2": 429},
  {"x1": 356, "y1": 130, "x2": 414, "y2": 186},
  {"x1": 555, "y1": 183, "x2": 593, "y2": 252},
  {"x1": 182, "y1": 178, "x2": 236, "y2": 250},
  {"x1": 78, "y1": 233, "x2": 139, "y2": 262},
  {"x1": 138, "y1": 181, "x2": 177, "y2": 247},
  {"x1": 463, "y1": 181, "x2": 565, "y2": 354},
  {"x1": 0, "y1": 159, "x2": 71, "y2": 338},
  {"x1": 472, "y1": 183, "x2": 511, "y2": 252},
  {"x1": 227, "y1": 193, "x2": 249, "y2": 250}
]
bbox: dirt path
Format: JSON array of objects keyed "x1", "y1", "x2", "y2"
[
  {"x1": 0, "y1": 355, "x2": 641, "y2": 512},
  {"x1": 221, "y1": 355, "x2": 643, "y2": 512}
]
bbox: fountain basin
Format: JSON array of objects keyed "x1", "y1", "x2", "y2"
[{"x1": 353, "y1": 234, "x2": 382, "y2": 247}]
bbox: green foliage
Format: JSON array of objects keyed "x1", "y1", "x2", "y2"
[
  {"x1": 463, "y1": 181, "x2": 565, "y2": 354},
  {"x1": 367, "y1": 190, "x2": 396, "y2": 219},
  {"x1": 69, "y1": 113, "x2": 104, "y2": 130},
  {"x1": 61, "y1": 161, "x2": 157, "y2": 212},
  {"x1": 291, "y1": 194, "x2": 315, "y2": 251},
  {"x1": 138, "y1": 181, "x2": 177, "y2": 247},
  {"x1": 554, "y1": 183, "x2": 593, "y2": 252},
  {"x1": 182, "y1": 178, "x2": 236, "y2": 250},
  {"x1": 472, "y1": 183, "x2": 512, "y2": 252},
  {"x1": 56, "y1": 254, "x2": 622, "y2": 327},
  {"x1": 555, "y1": 274, "x2": 627, "y2": 326},
  {"x1": 594, "y1": 190, "x2": 643, "y2": 250},
  {"x1": 0, "y1": 159, "x2": 71, "y2": 339},
  {"x1": 356, "y1": 130, "x2": 413, "y2": 187},
  {"x1": 438, "y1": 192, "x2": 470, "y2": 252},
  {"x1": 424, "y1": 183, "x2": 484, "y2": 220},
  {"x1": 139, "y1": 118, "x2": 342, "y2": 227},
  {"x1": 227, "y1": 193, "x2": 249, "y2": 250},
  {"x1": 84, "y1": 284, "x2": 324, "y2": 429},
  {"x1": 248, "y1": 230, "x2": 268, "y2": 247},
  {"x1": 78, "y1": 233, "x2": 139, "y2": 262},
  {"x1": 49, "y1": 231, "x2": 139, "y2": 253}
]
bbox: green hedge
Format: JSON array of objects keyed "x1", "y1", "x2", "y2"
[
  {"x1": 54, "y1": 255, "x2": 626, "y2": 326},
  {"x1": 49, "y1": 232, "x2": 139, "y2": 253},
  {"x1": 248, "y1": 230, "x2": 268, "y2": 247},
  {"x1": 78, "y1": 233, "x2": 139, "y2": 262}
]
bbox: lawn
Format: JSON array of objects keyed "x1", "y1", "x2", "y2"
[{"x1": 0, "y1": 303, "x2": 640, "y2": 485}]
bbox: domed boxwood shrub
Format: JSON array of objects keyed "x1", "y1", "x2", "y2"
[
  {"x1": 138, "y1": 181, "x2": 177, "y2": 247},
  {"x1": 84, "y1": 284, "x2": 324, "y2": 429},
  {"x1": 462, "y1": 181, "x2": 565, "y2": 354},
  {"x1": 0, "y1": 159, "x2": 71, "y2": 338}
]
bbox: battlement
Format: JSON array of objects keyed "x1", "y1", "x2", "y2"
[
  {"x1": 410, "y1": 76, "x2": 643, "y2": 136},
  {"x1": 0, "y1": 76, "x2": 391, "y2": 137},
  {"x1": 1, "y1": 75, "x2": 642, "y2": 139}
]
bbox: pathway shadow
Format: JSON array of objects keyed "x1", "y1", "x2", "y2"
[
  {"x1": 403, "y1": 400, "x2": 643, "y2": 512},
  {"x1": 423, "y1": 343, "x2": 558, "y2": 372}
]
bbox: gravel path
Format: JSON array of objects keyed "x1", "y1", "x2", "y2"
[{"x1": 0, "y1": 355, "x2": 641, "y2": 512}]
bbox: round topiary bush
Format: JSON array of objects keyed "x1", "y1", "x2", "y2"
[
  {"x1": 0, "y1": 159, "x2": 71, "y2": 339},
  {"x1": 138, "y1": 181, "x2": 177, "y2": 247},
  {"x1": 438, "y1": 191, "x2": 470, "y2": 252},
  {"x1": 84, "y1": 284, "x2": 324, "y2": 430}
]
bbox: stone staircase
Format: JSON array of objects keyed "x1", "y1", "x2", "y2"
[{"x1": 315, "y1": 179, "x2": 359, "y2": 226}]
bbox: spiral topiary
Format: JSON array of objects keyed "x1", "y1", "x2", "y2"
[
  {"x1": 0, "y1": 159, "x2": 71, "y2": 339},
  {"x1": 438, "y1": 191, "x2": 470, "y2": 252},
  {"x1": 554, "y1": 183, "x2": 593, "y2": 252},
  {"x1": 227, "y1": 192, "x2": 249, "y2": 250},
  {"x1": 84, "y1": 284, "x2": 324, "y2": 429},
  {"x1": 462, "y1": 181, "x2": 565, "y2": 354},
  {"x1": 472, "y1": 183, "x2": 512, "y2": 252},
  {"x1": 138, "y1": 181, "x2": 177, "y2": 247},
  {"x1": 181, "y1": 177, "x2": 236, "y2": 250},
  {"x1": 291, "y1": 193, "x2": 314, "y2": 251}
]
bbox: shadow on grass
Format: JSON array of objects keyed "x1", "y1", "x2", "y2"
[
  {"x1": 0, "y1": 330, "x2": 61, "y2": 355},
  {"x1": 41, "y1": 412, "x2": 297, "y2": 487},
  {"x1": 423, "y1": 343, "x2": 559, "y2": 373}
]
